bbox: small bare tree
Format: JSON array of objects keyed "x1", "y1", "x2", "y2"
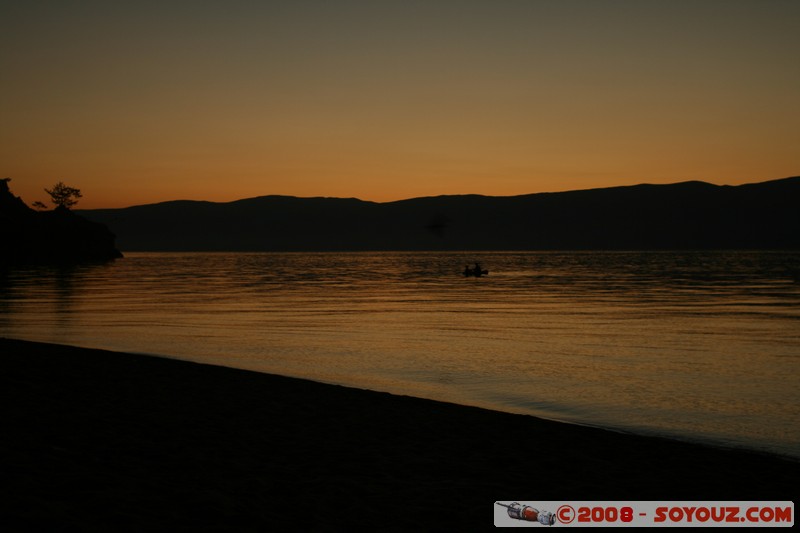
[{"x1": 45, "y1": 181, "x2": 83, "y2": 209}]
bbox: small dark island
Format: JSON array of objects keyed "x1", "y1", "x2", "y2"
[{"x1": 0, "y1": 178, "x2": 122, "y2": 265}]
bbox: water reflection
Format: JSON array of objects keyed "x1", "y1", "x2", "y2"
[
  {"x1": 1, "y1": 251, "x2": 799, "y2": 458},
  {"x1": 0, "y1": 268, "x2": 13, "y2": 331},
  {"x1": 0, "y1": 262, "x2": 112, "y2": 339}
]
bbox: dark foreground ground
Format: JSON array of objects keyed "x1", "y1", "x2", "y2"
[{"x1": 1, "y1": 338, "x2": 797, "y2": 529}]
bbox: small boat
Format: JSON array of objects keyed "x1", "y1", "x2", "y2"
[{"x1": 463, "y1": 265, "x2": 489, "y2": 277}]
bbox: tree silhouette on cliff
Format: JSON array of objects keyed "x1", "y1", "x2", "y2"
[{"x1": 45, "y1": 181, "x2": 82, "y2": 210}]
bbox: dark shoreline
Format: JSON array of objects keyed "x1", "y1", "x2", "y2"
[{"x1": 2, "y1": 337, "x2": 797, "y2": 528}]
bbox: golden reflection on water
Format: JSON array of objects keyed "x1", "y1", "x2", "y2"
[{"x1": 1, "y1": 251, "x2": 799, "y2": 457}]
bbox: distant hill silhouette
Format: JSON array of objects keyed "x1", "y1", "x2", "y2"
[
  {"x1": 77, "y1": 177, "x2": 800, "y2": 251},
  {"x1": 1, "y1": 179, "x2": 123, "y2": 264}
]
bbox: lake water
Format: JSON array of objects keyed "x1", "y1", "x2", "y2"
[{"x1": 2, "y1": 251, "x2": 799, "y2": 458}]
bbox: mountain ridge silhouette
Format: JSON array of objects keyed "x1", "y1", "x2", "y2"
[{"x1": 77, "y1": 177, "x2": 800, "y2": 251}]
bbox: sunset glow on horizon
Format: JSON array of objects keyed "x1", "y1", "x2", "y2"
[{"x1": 3, "y1": 1, "x2": 798, "y2": 209}]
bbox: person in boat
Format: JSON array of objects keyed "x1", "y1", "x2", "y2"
[{"x1": 463, "y1": 263, "x2": 487, "y2": 277}]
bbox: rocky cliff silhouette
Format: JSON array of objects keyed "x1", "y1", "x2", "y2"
[
  {"x1": 77, "y1": 177, "x2": 800, "y2": 251},
  {"x1": 1, "y1": 179, "x2": 123, "y2": 264}
]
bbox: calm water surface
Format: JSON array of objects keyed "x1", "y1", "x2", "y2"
[{"x1": 2, "y1": 251, "x2": 799, "y2": 458}]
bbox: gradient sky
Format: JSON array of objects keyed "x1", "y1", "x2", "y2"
[{"x1": 2, "y1": 1, "x2": 799, "y2": 208}]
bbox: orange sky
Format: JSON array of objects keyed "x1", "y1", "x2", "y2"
[{"x1": 2, "y1": 1, "x2": 798, "y2": 209}]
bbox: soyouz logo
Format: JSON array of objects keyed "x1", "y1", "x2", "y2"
[
  {"x1": 494, "y1": 501, "x2": 794, "y2": 527},
  {"x1": 496, "y1": 502, "x2": 556, "y2": 525}
]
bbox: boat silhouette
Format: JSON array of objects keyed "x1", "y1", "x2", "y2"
[{"x1": 463, "y1": 264, "x2": 489, "y2": 277}]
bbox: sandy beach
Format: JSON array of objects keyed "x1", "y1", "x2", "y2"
[{"x1": 1, "y1": 337, "x2": 797, "y2": 529}]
